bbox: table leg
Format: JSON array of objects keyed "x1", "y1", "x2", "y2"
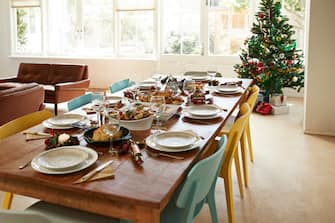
[{"x1": 134, "y1": 206, "x2": 160, "y2": 223}]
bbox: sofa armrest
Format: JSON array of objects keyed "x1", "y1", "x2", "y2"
[
  {"x1": 0, "y1": 76, "x2": 18, "y2": 83},
  {"x1": 55, "y1": 79, "x2": 90, "y2": 91},
  {"x1": 53, "y1": 79, "x2": 90, "y2": 103}
]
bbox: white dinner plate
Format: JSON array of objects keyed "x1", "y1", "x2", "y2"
[
  {"x1": 137, "y1": 81, "x2": 156, "y2": 89},
  {"x1": 36, "y1": 148, "x2": 89, "y2": 171},
  {"x1": 154, "y1": 131, "x2": 198, "y2": 149},
  {"x1": 42, "y1": 120, "x2": 73, "y2": 129},
  {"x1": 146, "y1": 131, "x2": 202, "y2": 152},
  {"x1": 216, "y1": 85, "x2": 241, "y2": 92},
  {"x1": 48, "y1": 114, "x2": 86, "y2": 126},
  {"x1": 186, "y1": 105, "x2": 221, "y2": 117},
  {"x1": 31, "y1": 146, "x2": 98, "y2": 175},
  {"x1": 105, "y1": 96, "x2": 123, "y2": 105}
]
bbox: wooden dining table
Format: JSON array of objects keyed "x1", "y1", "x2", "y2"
[{"x1": 0, "y1": 78, "x2": 252, "y2": 223}]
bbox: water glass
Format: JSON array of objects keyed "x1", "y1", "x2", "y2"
[
  {"x1": 183, "y1": 79, "x2": 196, "y2": 100},
  {"x1": 91, "y1": 93, "x2": 104, "y2": 126},
  {"x1": 102, "y1": 109, "x2": 120, "y2": 155},
  {"x1": 150, "y1": 96, "x2": 166, "y2": 131}
]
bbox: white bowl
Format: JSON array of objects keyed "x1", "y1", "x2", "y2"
[{"x1": 119, "y1": 115, "x2": 154, "y2": 131}]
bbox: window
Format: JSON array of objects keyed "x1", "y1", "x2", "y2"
[
  {"x1": 10, "y1": 0, "x2": 305, "y2": 58},
  {"x1": 116, "y1": 0, "x2": 155, "y2": 57},
  {"x1": 162, "y1": 0, "x2": 305, "y2": 56},
  {"x1": 208, "y1": 0, "x2": 250, "y2": 55},
  {"x1": 162, "y1": 0, "x2": 201, "y2": 55},
  {"x1": 11, "y1": 0, "x2": 42, "y2": 54},
  {"x1": 47, "y1": 0, "x2": 114, "y2": 56},
  {"x1": 11, "y1": 0, "x2": 156, "y2": 57}
]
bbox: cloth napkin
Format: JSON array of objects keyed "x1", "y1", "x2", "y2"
[
  {"x1": 74, "y1": 165, "x2": 115, "y2": 184},
  {"x1": 24, "y1": 133, "x2": 52, "y2": 141}
]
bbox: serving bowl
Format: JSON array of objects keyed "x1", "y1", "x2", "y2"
[
  {"x1": 119, "y1": 115, "x2": 154, "y2": 131},
  {"x1": 83, "y1": 127, "x2": 131, "y2": 147}
]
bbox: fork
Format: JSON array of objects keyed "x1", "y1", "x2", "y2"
[{"x1": 145, "y1": 149, "x2": 184, "y2": 160}]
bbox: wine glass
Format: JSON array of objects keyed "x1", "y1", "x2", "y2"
[
  {"x1": 183, "y1": 79, "x2": 196, "y2": 102},
  {"x1": 91, "y1": 92, "x2": 104, "y2": 127},
  {"x1": 150, "y1": 96, "x2": 166, "y2": 131},
  {"x1": 102, "y1": 109, "x2": 120, "y2": 155}
]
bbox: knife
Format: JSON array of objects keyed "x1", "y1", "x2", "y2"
[{"x1": 77, "y1": 160, "x2": 113, "y2": 184}]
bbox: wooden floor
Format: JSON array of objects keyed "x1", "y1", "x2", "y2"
[{"x1": 2, "y1": 97, "x2": 335, "y2": 223}]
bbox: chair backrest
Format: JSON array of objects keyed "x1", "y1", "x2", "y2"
[
  {"x1": 67, "y1": 93, "x2": 93, "y2": 111},
  {"x1": 221, "y1": 103, "x2": 251, "y2": 173},
  {"x1": 0, "y1": 210, "x2": 51, "y2": 223},
  {"x1": 110, "y1": 79, "x2": 130, "y2": 93},
  {"x1": 175, "y1": 135, "x2": 227, "y2": 222},
  {"x1": 247, "y1": 85, "x2": 260, "y2": 111},
  {"x1": 0, "y1": 110, "x2": 53, "y2": 140}
]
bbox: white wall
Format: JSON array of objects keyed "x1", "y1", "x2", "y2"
[{"x1": 304, "y1": 0, "x2": 335, "y2": 136}]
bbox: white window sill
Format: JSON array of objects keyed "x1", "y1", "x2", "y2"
[{"x1": 9, "y1": 55, "x2": 158, "y2": 61}]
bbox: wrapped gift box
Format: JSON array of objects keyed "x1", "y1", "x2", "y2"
[{"x1": 271, "y1": 104, "x2": 290, "y2": 115}]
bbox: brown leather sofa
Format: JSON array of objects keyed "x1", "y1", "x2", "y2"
[
  {"x1": 1, "y1": 63, "x2": 90, "y2": 114},
  {"x1": 0, "y1": 82, "x2": 45, "y2": 125}
]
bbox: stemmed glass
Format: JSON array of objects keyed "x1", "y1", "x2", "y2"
[
  {"x1": 91, "y1": 92, "x2": 104, "y2": 127},
  {"x1": 102, "y1": 109, "x2": 120, "y2": 155},
  {"x1": 150, "y1": 96, "x2": 166, "y2": 131},
  {"x1": 183, "y1": 79, "x2": 196, "y2": 102},
  {"x1": 207, "y1": 65, "x2": 217, "y2": 90}
]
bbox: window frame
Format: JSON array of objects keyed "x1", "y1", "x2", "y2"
[{"x1": 10, "y1": 0, "x2": 44, "y2": 56}]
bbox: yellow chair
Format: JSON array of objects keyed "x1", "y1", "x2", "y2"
[
  {"x1": 220, "y1": 85, "x2": 259, "y2": 188},
  {"x1": 240, "y1": 85, "x2": 259, "y2": 188},
  {"x1": 219, "y1": 103, "x2": 251, "y2": 223},
  {"x1": 0, "y1": 109, "x2": 53, "y2": 210}
]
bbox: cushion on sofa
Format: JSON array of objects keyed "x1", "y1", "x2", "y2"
[
  {"x1": 17, "y1": 63, "x2": 50, "y2": 85},
  {"x1": 0, "y1": 82, "x2": 40, "y2": 97},
  {"x1": 48, "y1": 64, "x2": 87, "y2": 85}
]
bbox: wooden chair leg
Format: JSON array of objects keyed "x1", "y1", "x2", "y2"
[
  {"x1": 234, "y1": 150, "x2": 244, "y2": 199},
  {"x1": 2, "y1": 192, "x2": 13, "y2": 209},
  {"x1": 240, "y1": 131, "x2": 249, "y2": 187},
  {"x1": 223, "y1": 172, "x2": 235, "y2": 223},
  {"x1": 246, "y1": 121, "x2": 254, "y2": 162}
]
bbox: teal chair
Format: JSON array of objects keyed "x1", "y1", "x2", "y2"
[
  {"x1": 67, "y1": 93, "x2": 103, "y2": 111},
  {"x1": 122, "y1": 135, "x2": 227, "y2": 223},
  {"x1": 110, "y1": 79, "x2": 136, "y2": 93}
]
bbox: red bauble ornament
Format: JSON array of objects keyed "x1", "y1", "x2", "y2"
[{"x1": 259, "y1": 12, "x2": 265, "y2": 18}]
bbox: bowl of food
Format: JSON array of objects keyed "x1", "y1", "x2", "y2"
[
  {"x1": 119, "y1": 103, "x2": 154, "y2": 131},
  {"x1": 83, "y1": 126, "x2": 131, "y2": 147}
]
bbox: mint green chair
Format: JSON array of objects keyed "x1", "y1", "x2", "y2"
[
  {"x1": 67, "y1": 93, "x2": 103, "y2": 111},
  {"x1": 110, "y1": 79, "x2": 136, "y2": 93},
  {"x1": 122, "y1": 135, "x2": 227, "y2": 223}
]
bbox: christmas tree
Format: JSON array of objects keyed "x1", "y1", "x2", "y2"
[{"x1": 234, "y1": 0, "x2": 304, "y2": 97}]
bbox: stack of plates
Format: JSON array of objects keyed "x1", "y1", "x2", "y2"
[
  {"x1": 31, "y1": 146, "x2": 98, "y2": 174},
  {"x1": 137, "y1": 81, "x2": 156, "y2": 91},
  {"x1": 183, "y1": 104, "x2": 221, "y2": 120},
  {"x1": 146, "y1": 131, "x2": 202, "y2": 152},
  {"x1": 43, "y1": 114, "x2": 87, "y2": 129},
  {"x1": 214, "y1": 85, "x2": 243, "y2": 95}
]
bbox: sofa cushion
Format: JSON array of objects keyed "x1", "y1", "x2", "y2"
[
  {"x1": 48, "y1": 64, "x2": 86, "y2": 85},
  {"x1": 0, "y1": 82, "x2": 40, "y2": 96},
  {"x1": 17, "y1": 63, "x2": 50, "y2": 84}
]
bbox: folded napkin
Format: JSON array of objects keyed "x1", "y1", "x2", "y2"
[
  {"x1": 24, "y1": 132, "x2": 52, "y2": 141},
  {"x1": 74, "y1": 165, "x2": 115, "y2": 184}
]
